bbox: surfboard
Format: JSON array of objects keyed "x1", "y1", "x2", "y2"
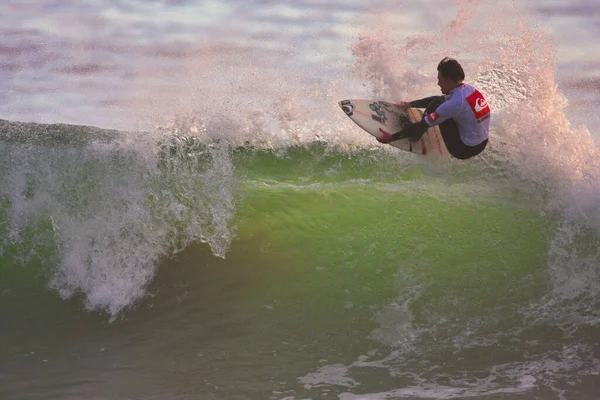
[{"x1": 339, "y1": 99, "x2": 449, "y2": 157}]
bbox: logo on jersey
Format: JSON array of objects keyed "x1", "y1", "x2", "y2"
[
  {"x1": 474, "y1": 98, "x2": 487, "y2": 112},
  {"x1": 427, "y1": 111, "x2": 440, "y2": 123},
  {"x1": 466, "y1": 89, "x2": 490, "y2": 122}
]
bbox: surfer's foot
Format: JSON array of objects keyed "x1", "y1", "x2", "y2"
[{"x1": 377, "y1": 128, "x2": 393, "y2": 143}]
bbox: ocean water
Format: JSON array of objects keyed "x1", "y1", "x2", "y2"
[{"x1": 1, "y1": 1, "x2": 600, "y2": 399}]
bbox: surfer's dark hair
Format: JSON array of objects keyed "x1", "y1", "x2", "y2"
[{"x1": 437, "y1": 57, "x2": 465, "y2": 81}]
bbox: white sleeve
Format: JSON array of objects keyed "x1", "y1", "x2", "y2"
[{"x1": 424, "y1": 97, "x2": 461, "y2": 127}]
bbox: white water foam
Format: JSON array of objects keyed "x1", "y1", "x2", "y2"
[
  {"x1": 0, "y1": 129, "x2": 236, "y2": 319},
  {"x1": 294, "y1": 273, "x2": 600, "y2": 399}
]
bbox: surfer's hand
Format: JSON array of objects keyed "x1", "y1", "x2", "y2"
[{"x1": 377, "y1": 128, "x2": 393, "y2": 144}]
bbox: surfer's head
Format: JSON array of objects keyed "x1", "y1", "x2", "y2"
[{"x1": 437, "y1": 57, "x2": 465, "y2": 94}]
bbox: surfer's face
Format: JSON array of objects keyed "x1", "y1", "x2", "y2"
[{"x1": 437, "y1": 72, "x2": 458, "y2": 95}]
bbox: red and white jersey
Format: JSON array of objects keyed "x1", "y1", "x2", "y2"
[{"x1": 424, "y1": 84, "x2": 491, "y2": 146}]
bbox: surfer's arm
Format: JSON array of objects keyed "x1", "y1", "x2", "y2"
[
  {"x1": 423, "y1": 98, "x2": 461, "y2": 126},
  {"x1": 409, "y1": 96, "x2": 445, "y2": 108}
]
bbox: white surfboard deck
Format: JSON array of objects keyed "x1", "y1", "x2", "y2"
[{"x1": 339, "y1": 99, "x2": 449, "y2": 157}]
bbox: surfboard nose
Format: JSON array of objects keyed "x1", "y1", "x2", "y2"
[{"x1": 339, "y1": 100, "x2": 354, "y2": 116}]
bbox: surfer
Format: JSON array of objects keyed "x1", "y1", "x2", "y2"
[{"x1": 377, "y1": 57, "x2": 491, "y2": 160}]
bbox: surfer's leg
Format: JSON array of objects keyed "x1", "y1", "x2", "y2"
[
  {"x1": 378, "y1": 98, "x2": 444, "y2": 144},
  {"x1": 391, "y1": 99, "x2": 445, "y2": 143},
  {"x1": 378, "y1": 120, "x2": 429, "y2": 143},
  {"x1": 438, "y1": 120, "x2": 488, "y2": 159},
  {"x1": 393, "y1": 120, "x2": 428, "y2": 141},
  {"x1": 394, "y1": 99, "x2": 443, "y2": 142}
]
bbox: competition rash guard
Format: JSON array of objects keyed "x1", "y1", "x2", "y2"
[{"x1": 423, "y1": 84, "x2": 491, "y2": 146}]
